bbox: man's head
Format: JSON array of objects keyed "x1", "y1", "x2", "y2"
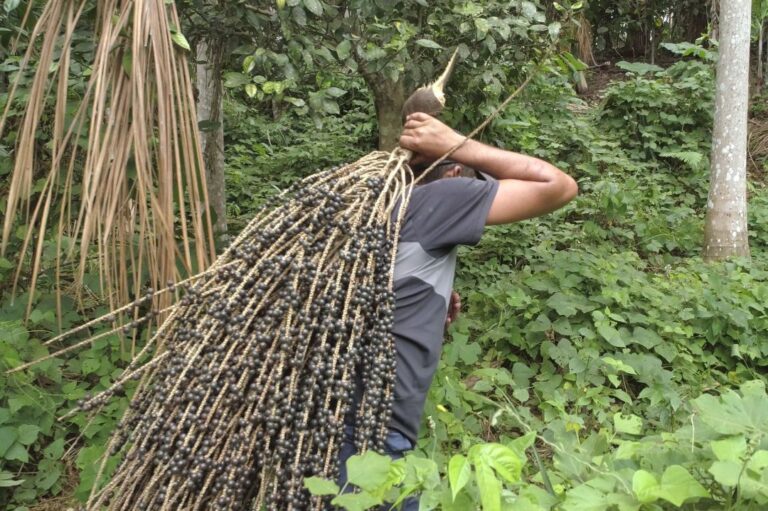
[{"x1": 411, "y1": 159, "x2": 478, "y2": 184}]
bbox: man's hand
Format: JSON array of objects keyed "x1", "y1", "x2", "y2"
[
  {"x1": 446, "y1": 291, "x2": 461, "y2": 327},
  {"x1": 400, "y1": 113, "x2": 464, "y2": 164}
]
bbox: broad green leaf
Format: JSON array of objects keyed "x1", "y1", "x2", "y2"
[
  {"x1": 43, "y1": 438, "x2": 65, "y2": 459},
  {"x1": 17, "y1": 424, "x2": 39, "y2": 445},
  {"x1": 631, "y1": 327, "x2": 662, "y2": 349},
  {"x1": 4, "y1": 442, "x2": 29, "y2": 463},
  {"x1": 471, "y1": 444, "x2": 522, "y2": 483},
  {"x1": 616, "y1": 61, "x2": 663, "y2": 75},
  {"x1": 711, "y1": 435, "x2": 747, "y2": 461},
  {"x1": 276, "y1": 0, "x2": 286, "y2": 8},
  {"x1": 484, "y1": 35, "x2": 496, "y2": 54},
  {"x1": 474, "y1": 18, "x2": 490, "y2": 36},
  {"x1": 740, "y1": 380, "x2": 766, "y2": 397},
  {"x1": 303, "y1": 476, "x2": 339, "y2": 496},
  {"x1": 331, "y1": 491, "x2": 381, "y2": 511},
  {"x1": 634, "y1": 466, "x2": 709, "y2": 506},
  {"x1": 448, "y1": 454, "x2": 471, "y2": 500},
  {"x1": 709, "y1": 460, "x2": 741, "y2": 486},
  {"x1": 262, "y1": 81, "x2": 286, "y2": 95},
  {"x1": 325, "y1": 87, "x2": 346, "y2": 98},
  {"x1": 284, "y1": 97, "x2": 306, "y2": 107},
  {"x1": 322, "y1": 99, "x2": 340, "y2": 115},
  {"x1": 245, "y1": 84, "x2": 258, "y2": 98},
  {"x1": 632, "y1": 470, "x2": 658, "y2": 504},
  {"x1": 749, "y1": 450, "x2": 768, "y2": 471},
  {"x1": 415, "y1": 39, "x2": 442, "y2": 49},
  {"x1": 381, "y1": 458, "x2": 406, "y2": 489},
  {"x1": 81, "y1": 358, "x2": 100, "y2": 375},
  {"x1": 602, "y1": 357, "x2": 637, "y2": 375},
  {"x1": 336, "y1": 40, "x2": 351, "y2": 60},
  {"x1": 596, "y1": 323, "x2": 625, "y2": 347},
  {"x1": 614, "y1": 413, "x2": 643, "y2": 435},
  {"x1": 615, "y1": 440, "x2": 641, "y2": 460},
  {"x1": 223, "y1": 72, "x2": 252, "y2": 88},
  {"x1": 548, "y1": 22, "x2": 561, "y2": 40},
  {"x1": 475, "y1": 459, "x2": 501, "y2": 511},
  {"x1": 35, "y1": 466, "x2": 61, "y2": 490},
  {"x1": 243, "y1": 55, "x2": 256, "y2": 74},
  {"x1": 171, "y1": 31, "x2": 190, "y2": 51},
  {"x1": 3, "y1": 0, "x2": 20, "y2": 13},
  {"x1": 292, "y1": 6, "x2": 307, "y2": 26},
  {"x1": 547, "y1": 293, "x2": 578, "y2": 316},
  {"x1": 303, "y1": 0, "x2": 323, "y2": 16},
  {"x1": 402, "y1": 455, "x2": 440, "y2": 489},
  {"x1": 347, "y1": 451, "x2": 391, "y2": 492},
  {"x1": 521, "y1": 1, "x2": 538, "y2": 19},
  {"x1": 693, "y1": 390, "x2": 768, "y2": 435},
  {"x1": 507, "y1": 431, "x2": 536, "y2": 460},
  {"x1": 0, "y1": 426, "x2": 17, "y2": 457},
  {"x1": 656, "y1": 466, "x2": 710, "y2": 505},
  {"x1": 562, "y1": 483, "x2": 613, "y2": 511}
]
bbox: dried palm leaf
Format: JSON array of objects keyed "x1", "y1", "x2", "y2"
[{"x1": 0, "y1": 0, "x2": 215, "y2": 337}]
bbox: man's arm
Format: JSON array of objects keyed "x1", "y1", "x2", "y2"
[{"x1": 400, "y1": 113, "x2": 578, "y2": 225}]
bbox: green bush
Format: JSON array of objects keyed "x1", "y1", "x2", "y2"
[
  {"x1": 597, "y1": 56, "x2": 714, "y2": 168},
  {"x1": 223, "y1": 98, "x2": 376, "y2": 224}
]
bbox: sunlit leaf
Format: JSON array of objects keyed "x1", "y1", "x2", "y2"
[{"x1": 171, "y1": 31, "x2": 190, "y2": 51}]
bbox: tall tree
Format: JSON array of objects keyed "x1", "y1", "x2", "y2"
[
  {"x1": 703, "y1": 0, "x2": 752, "y2": 261},
  {"x1": 196, "y1": 29, "x2": 227, "y2": 235},
  {"x1": 754, "y1": 0, "x2": 768, "y2": 85},
  {"x1": 238, "y1": 1, "x2": 559, "y2": 151}
]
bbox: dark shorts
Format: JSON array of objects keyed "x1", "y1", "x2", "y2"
[{"x1": 338, "y1": 425, "x2": 418, "y2": 511}]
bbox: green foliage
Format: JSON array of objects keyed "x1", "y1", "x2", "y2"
[
  {"x1": 0, "y1": 312, "x2": 135, "y2": 509},
  {"x1": 3, "y1": 2, "x2": 766, "y2": 509},
  {"x1": 223, "y1": 97, "x2": 375, "y2": 223},
  {"x1": 597, "y1": 50, "x2": 714, "y2": 166},
  {"x1": 304, "y1": 440, "x2": 531, "y2": 511},
  {"x1": 230, "y1": 0, "x2": 563, "y2": 126},
  {"x1": 306, "y1": 383, "x2": 768, "y2": 510},
  {"x1": 0, "y1": 232, "x2": 138, "y2": 509}
]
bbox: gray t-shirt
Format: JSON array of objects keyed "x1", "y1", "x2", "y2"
[{"x1": 390, "y1": 176, "x2": 499, "y2": 443}]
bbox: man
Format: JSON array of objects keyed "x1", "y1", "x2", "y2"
[{"x1": 339, "y1": 112, "x2": 578, "y2": 507}]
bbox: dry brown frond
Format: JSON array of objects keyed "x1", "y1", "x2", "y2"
[
  {"x1": 750, "y1": 119, "x2": 768, "y2": 161},
  {"x1": 576, "y1": 13, "x2": 597, "y2": 67},
  {"x1": 749, "y1": 118, "x2": 768, "y2": 178},
  {"x1": 0, "y1": 0, "x2": 215, "y2": 323}
]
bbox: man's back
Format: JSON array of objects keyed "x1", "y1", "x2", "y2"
[{"x1": 390, "y1": 176, "x2": 498, "y2": 442}]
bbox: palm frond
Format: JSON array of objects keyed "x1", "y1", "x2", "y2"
[{"x1": 1, "y1": 0, "x2": 215, "y2": 328}]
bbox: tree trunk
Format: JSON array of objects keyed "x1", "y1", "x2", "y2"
[
  {"x1": 683, "y1": 8, "x2": 709, "y2": 42},
  {"x1": 703, "y1": 0, "x2": 751, "y2": 261},
  {"x1": 196, "y1": 37, "x2": 227, "y2": 235},
  {"x1": 363, "y1": 75, "x2": 406, "y2": 151},
  {"x1": 627, "y1": 22, "x2": 647, "y2": 59}
]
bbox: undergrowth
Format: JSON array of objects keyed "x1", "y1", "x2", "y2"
[{"x1": 2, "y1": 48, "x2": 767, "y2": 510}]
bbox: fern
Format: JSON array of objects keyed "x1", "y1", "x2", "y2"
[{"x1": 659, "y1": 150, "x2": 705, "y2": 170}]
